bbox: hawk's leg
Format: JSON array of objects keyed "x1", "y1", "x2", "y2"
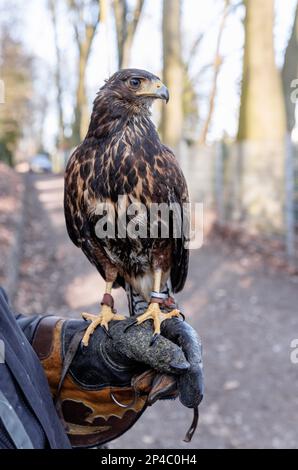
[
  {"x1": 81, "y1": 281, "x2": 125, "y2": 347},
  {"x1": 131, "y1": 269, "x2": 181, "y2": 346}
]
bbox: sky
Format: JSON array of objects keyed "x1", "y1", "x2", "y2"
[{"x1": 12, "y1": 0, "x2": 298, "y2": 150}]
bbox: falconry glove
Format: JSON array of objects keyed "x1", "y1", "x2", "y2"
[{"x1": 31, "y1": 315, "x2": 203, "y2": 448}]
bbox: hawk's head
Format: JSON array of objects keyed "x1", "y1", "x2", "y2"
[
  {"x1": 100, "y1": 69, "x2": 169, "y2": 111},
  {"x1": 87, "y1": 69, "x2": 169, "y2": 137}
]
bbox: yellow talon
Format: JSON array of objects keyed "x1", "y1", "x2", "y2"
[
  {"x1": 81, "y1": 305, "x2": 125, "y2": 347},
  {"x1": 136, "y1": 303, "x2": 181, "y2": 337}
]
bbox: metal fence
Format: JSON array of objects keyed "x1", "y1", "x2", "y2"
[{"x1": 179, "y1": 138, "x2": 298, "y2": 263}]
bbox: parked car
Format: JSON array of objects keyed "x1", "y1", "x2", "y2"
[{"x1": 30, "y1": 154, "x2": 52, "y2": 173}]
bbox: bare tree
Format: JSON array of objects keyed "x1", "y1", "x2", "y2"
[
  {"x1": 48, "y1": 0, "x2": 66, "y2": 148},
  {"x1": 237, "y1": 0, "x2": 286, "y2": 141},
  {"x1": 100, "y1": 0, "x2": 108, "y2": 22},
  {"x1": 199, "y1": 0, "x2": 230, "y2": 145},
  {"x1": 68, "y1": 0, "x2": 100, "y2": 143},
  {"x1": 236, "y1": 0, "x2": 287, "y2": 235},
  {"x1": 282, "y1": 2, "x2": 298, "y2": 133},
  {"x1": 161, "y1": 0, "x2": 184, "y2": 153},
  {"x1": 112, "y1": 0, "x2": 145, "y2": 69},
  {"x1": 32, "y1": 67, "x2": 51, "y2": 153}
]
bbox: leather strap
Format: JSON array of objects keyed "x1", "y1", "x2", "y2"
[
  {"x1": 32, "y1": 316, "x2": 62, "y2": 360},
  {"x1": 183, "y1": 407, "x2": 199, "y2": 443},
  {"x1": 54, "y1": 325, "x2": 87, "y2": 404},
  {"x1": 164, "y1": 296, "x2": 177, "y2": 309},
  {"x1": 150, "y1": 295, "x2": 177, "y2": 309},
  {"x1": 54, "y1": 326, "x2": 87, "y2": 433},
  {"x1": 150, "y1": 297, "x2": 164, "y2": 304},
  {"x1": 101, "y1": 293, "x2": 114, "y2": 309},
  {"x1": 32, "y1": 316, "x2": 87, "y2": 432}
]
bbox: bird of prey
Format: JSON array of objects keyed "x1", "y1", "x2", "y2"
[{"x1": 64, "y1": 69, "x2": 189, "y2": 347}]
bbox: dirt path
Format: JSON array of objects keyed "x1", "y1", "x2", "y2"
[{"x1": 14, "y1": 173, "x2": 298, "y2": 449}]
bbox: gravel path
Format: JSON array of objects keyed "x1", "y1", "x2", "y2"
[{"x1": 14, "y1": 173, "x2": 298, "y2": 449}]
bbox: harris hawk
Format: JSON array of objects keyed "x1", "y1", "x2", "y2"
[{"x1": 64, "y1": 69, "x2": 189, "y2": 347}]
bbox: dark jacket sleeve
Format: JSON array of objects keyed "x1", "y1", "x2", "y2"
[
  {"x1": 15, "y1": 313, "x2": 46, "y2": 344},
  {"x1": 0, "y1": 286, "x2": 43, "y2": 343},
  {"x1": 0, "y1": 287, "x2": 71, "y2": 449}
]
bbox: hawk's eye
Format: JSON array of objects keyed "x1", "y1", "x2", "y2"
[{"x1": 129, "y1": 78, "x2": 141, "y2": 88}]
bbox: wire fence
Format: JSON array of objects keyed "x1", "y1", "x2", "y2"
[{"x1": 179, "y1": 137, "x2": 298, "y2": 264}]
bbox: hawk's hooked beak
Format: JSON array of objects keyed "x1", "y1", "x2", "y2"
[
  {"x1": 137, "y1": 79, "x2": 170, "y2": 103},
  {"x1": 155, "y1": 82, "x2": 170, "y2": 103}
]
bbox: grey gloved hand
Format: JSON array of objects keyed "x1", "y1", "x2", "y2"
[
  {"x1": 103, "y1": 317, "x2": 204, "y2": 442},
  {"x1": 65, "y1": 316, "x2": 203, "y2": 406},
  {"x1": 102, "y1": 318, "x2": 204, "y2": 408},
  {"x1": 62, "y1": 315, "x2": 203, "y2": 443},
  {"x1": 160, "y1": 317, "x2": 204, "y2": 409}
]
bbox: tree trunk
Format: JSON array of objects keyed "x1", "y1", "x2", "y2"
[
  {"x1": 113, "y1": 0, "x2": 145, "y2": 69},
  {"x1": 72, "y1": 21, "x2": 99, "y2": 144},
  {"x1": 48, "y1": 0, "x2": 65, "y2": 148},
  {"x1": 161, "y1": 0, "x2": 184, "y2": 154},
  {"x1": 73, "y1": 41, "x2": 91, "y2": 143},
  {"x1": 282, "y1": 3, "x2": 298, "y2": 133},
  {"x1": 199, "y1": 0, "x2": 229, "y2": 145},
  {"x1": 237, "y1": 0, "x2": 286, "y2": 141},
  {"x1": 113, "y1": 0, "x2": 126, "y2": 68},
  {"x1": 67, "y1": 0, "x2": 100, "y2": 144},
  {"x1": 236, "y1": 0, "x2": 287, "y2": 235}
]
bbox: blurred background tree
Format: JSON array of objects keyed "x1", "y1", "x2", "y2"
[
  {"x1": 48, "y1": 0, "x2": 67, "y2": 149},
  {"x1": 0, "y1": 27, "x2": 34, "y2": 166},
  {"x1": 161, "y1": 0, "x2": 184, "y2": 153},
  {"x1": 112, "y1": 0, "x2": 145, "y2": 69},
  {"x1": 235, "y1": 0, "x2": 288, "y2": 235},
  {"x1": 282, "y1": 2, "x2": 298, "y2": 134},
  {"x1": 67, "y1": 0, "x2": 101, "y2": 144},
  {"x1": 237, "y1": 0, "x2": 286, "y2": 141},
  {"x1": 198, "y1": 0, "x2": 230, "y2": 145}
]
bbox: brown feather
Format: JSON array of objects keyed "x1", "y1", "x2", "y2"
[{"x1": 64, "y1": 69, "x2": 189, "y2": 297}]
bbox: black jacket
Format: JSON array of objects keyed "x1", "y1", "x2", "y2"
[{"x1": 0, "y1": 287, "x2": 71, "y2": 449}]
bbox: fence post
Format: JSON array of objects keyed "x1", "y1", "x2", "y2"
[
  {"x1": 215, "y1": 141, "x2": 224, "y2": 224},
  {"x1": 285, "y1": 133, "x2": 295, "y2": 260}
]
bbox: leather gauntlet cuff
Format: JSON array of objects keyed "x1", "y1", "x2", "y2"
[{"x1": 31, "y1": 316, "x2": 177, "y2": 448}]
